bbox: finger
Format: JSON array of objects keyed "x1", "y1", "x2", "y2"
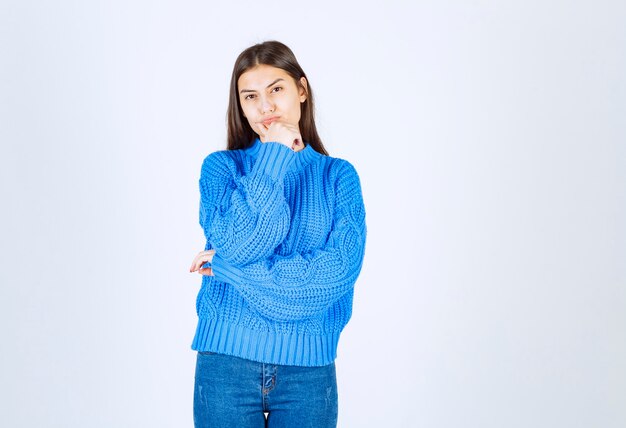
[
  {"x1": 190, "y1": 250, "x2": 215, "y2": 272},
  {"x1": 190, "y1": 255, "x2": 204, "y2": 272},
  {"x1": 257, "y1": 122, "x2": 269, "y2": 136},
  {"x1": 198, "y1": 267, "x2": 214, "y2": 276},
  {"x1": 192, "y1": 259, "x2": 210, "y2": 272},
  {"x1": 292, "y1": 134, "x2": 304, "y2": 150},
  {"x1": 190, "y1": 256, "x2": 201, "y2": 272}
]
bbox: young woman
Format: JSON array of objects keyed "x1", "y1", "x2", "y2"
[{"x1": 189, "y1": 40, "x2": 367, "y2": 428}]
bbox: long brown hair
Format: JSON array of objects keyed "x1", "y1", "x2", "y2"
[{"x1": 226, "y1": 41, "x2": 328, "y2": 155}]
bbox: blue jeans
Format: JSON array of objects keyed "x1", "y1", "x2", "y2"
[{"x1": 194, "y1": 351, "x2": 338, "y2": 427}]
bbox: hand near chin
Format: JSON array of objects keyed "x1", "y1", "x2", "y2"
[{"x1": 258, "y1": 121, "x2": 304, "y2": 152}]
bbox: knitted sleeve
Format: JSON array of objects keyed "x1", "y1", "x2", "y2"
[
  {"x1": 199, "y1": 142, "x2": 296, "y2": 266},
  {"x1": 210, "y1": 161, "x2": 367, "y2": 322}
]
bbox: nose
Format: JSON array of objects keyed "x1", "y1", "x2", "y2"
[{"x1": 260, "y1": 96, "x2": 274, "y2": 113}]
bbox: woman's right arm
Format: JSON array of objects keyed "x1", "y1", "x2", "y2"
[
  {"x1": 199, "y1": 142, "x2": 296, "y2": 266},
  {"x1": 207, "y1": 160, "x2": 366, "y2": 322}
]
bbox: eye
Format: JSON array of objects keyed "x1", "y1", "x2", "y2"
[
  {"x1": 243, "y1": 94, "x2": 256, "y2": 100},
  {"x1": 271, "y1": 86, "x2": 283, "y2": 93}
]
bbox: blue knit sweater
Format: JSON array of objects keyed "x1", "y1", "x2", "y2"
[{"x1": 191, "y1": 137, "x2": 366, "y2": 366}]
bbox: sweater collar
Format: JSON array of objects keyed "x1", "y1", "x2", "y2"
[{"x1": 245, "y1": 137, "x2": 322, "y2": 171}]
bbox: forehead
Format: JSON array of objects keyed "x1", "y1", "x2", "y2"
[{"x1": 238, "y1": 64, "x2": 293, "y2": 89}]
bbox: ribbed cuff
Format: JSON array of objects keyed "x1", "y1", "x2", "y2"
[
  {"x1": 211, "y1": 254, "x2": 244, "y2": 286},
  {"x1": 251, "y1": 142, "x2": 295, "y2": 181}
]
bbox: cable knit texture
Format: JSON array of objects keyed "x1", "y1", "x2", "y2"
[{"x1": 191, "y1": 137, "x2": 366, "y2": 366}]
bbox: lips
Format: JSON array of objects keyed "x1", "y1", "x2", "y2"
[{"x1": 261, "y1": 116, "x2": 280, "y2": 126}]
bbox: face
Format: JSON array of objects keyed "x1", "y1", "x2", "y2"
[{"x1": 237, "y1": 64, "x2": 307, "y2": 138}]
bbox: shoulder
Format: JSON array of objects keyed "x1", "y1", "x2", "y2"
[
  {"x1": 322, "y1": 154, "x2": 362, "y2": 184},
  {"x1": 321, "y1": 155, "x2": 366, "y2": 216}
]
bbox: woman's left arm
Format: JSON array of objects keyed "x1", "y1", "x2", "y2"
[{"x1": 210, "y1": 161, "x2": 367, "y2": 322}]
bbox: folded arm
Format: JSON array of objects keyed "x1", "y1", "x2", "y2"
[
  {"x1": 211, "y1": 161, "x2": 367, "y2": 322},
  {"x1": 199, "y1": 142, "x2": 296, "y2": 265}
]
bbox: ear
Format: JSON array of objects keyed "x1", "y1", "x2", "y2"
[{"x1": 298, "y1": 77, "x2": 308, "y2": 103}]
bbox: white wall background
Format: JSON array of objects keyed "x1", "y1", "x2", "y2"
[{"x1": 1, "y1": 1, "x2": 624, "y2": 427}]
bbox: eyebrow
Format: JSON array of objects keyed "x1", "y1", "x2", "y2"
[{"x1": 239, "y1": 78, "x2": 285, "y2": 94}]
